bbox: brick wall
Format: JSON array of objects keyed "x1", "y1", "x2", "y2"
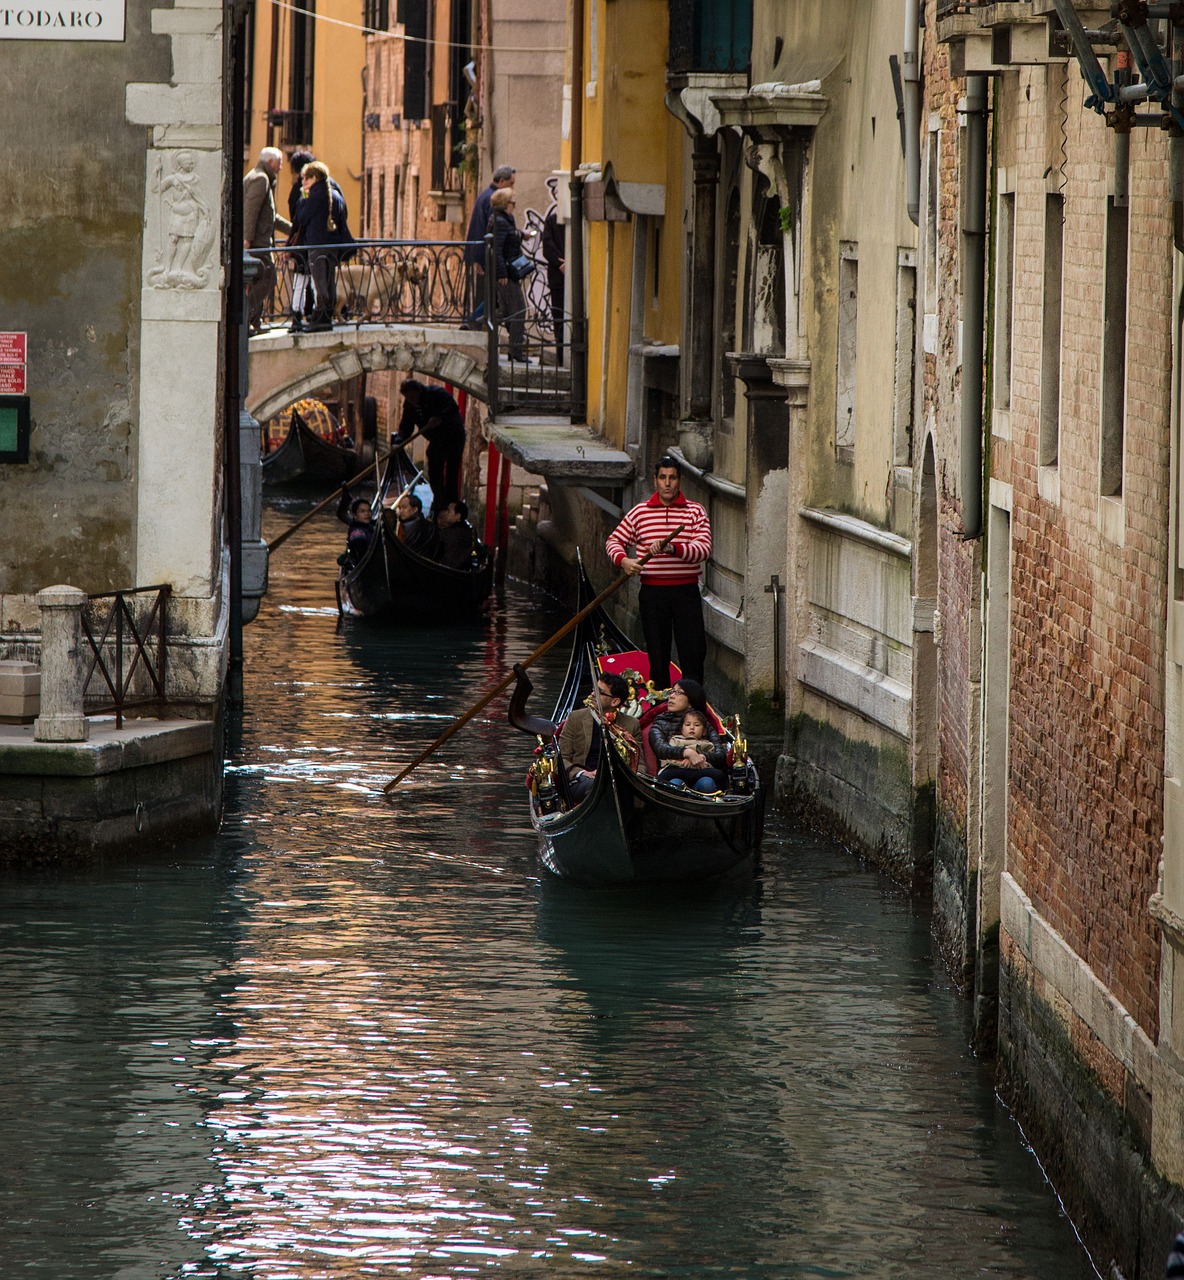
[{"x1": 1002, "y1": 62, "x2": 1170, "y2": 1041}]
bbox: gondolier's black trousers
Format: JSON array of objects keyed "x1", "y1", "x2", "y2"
[
  {"x1": 638, "y1": 582, "x2": 706, "y2": 692},
  {"x1": 426, "y1": 424, "x2": 465, "y2": 513}
]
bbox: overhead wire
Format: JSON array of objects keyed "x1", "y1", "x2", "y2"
[{"x1": 267, "y1": 0, "x2": 567, "y2": 54}]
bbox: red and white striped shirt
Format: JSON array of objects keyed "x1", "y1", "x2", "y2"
[{"x1": 605, "y1": 491, "x2": 712, "y2": 586}]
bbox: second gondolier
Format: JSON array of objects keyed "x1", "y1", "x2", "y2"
[{"x1": 605, "y1": 454, "x2": 711, "y2": 690}]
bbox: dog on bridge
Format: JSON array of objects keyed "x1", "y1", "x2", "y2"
[{"x1": 335, "y1": 255, "x2": 431, "y2": 323}]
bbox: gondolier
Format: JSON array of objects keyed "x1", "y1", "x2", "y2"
[
  {"x1": 606, "y1": 455, "x2": 711, "y2": 690},
  {"x1": 393, "y1": 379, "x2": 466, "y2": 513}
]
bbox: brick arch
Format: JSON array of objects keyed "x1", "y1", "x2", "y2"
[{"x1": 246, "y1": 330, "x2": 488, "y2": 426}]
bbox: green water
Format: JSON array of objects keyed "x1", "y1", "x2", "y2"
[{"x1": 0, "y1": 501, "x2": 1098, "y2": 1279}]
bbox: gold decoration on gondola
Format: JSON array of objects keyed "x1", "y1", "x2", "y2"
[
  {"x1": 526, "y1": 736, "x2": 566, "y2": 814},
  {"x1": 608, "y1": 724, "x2": 641, "y2": 771}
]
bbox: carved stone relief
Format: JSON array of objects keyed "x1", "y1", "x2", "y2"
[{"x1": 146, "y1": 150, "x2": 216, "y2": 289}]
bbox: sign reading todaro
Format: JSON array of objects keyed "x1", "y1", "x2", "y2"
[{"x1": 0, "y1": 0, "x2": 123, "y2": 39}]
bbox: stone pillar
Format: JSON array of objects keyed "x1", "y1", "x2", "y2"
[
  {"x1": 731, "y1": 354, "x2": 793, "y2": 741},
  {"x1": 34, "y1": 585, "x2": 90, "y2": 743},
  {"x1": 687, "y1": 133, "x2": 720, "y2": 421},
  {"x1": 240, "y1": 254, "x2": 268, "y2": 625}
]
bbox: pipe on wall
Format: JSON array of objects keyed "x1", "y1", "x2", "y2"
[
  {"x1": 960, "y1": 75, "x2": 988, "y2": 539},
  {"x1": 1173, "y1": 24, "x2": 1184, "y2": 252},
  {"x1": 903, "y1": 0, "x2": 921, "y2": 225}
]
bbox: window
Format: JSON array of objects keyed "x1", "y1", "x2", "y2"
[
  {"x1": 1040, "y1": 193, "x2": 1064, "y2": 468},
  {"x1": 994, "y1": 191, "x2": 1015, "y2": 415},
  {"x1": 286, "y1": 0, "x2": 316, "y2": 146},
  {"x1": 378, "y1": 171, "x2": 387, "y2": 238},
  {"x1": 893, "y1": 249, "x2": 916, "y2": 466},
  {"x1": 836, "y1": 242, "x2": 859, "y2": 457},
  {"x1": 400, "y1": 0, "x2": 428, "y2": 121},
  {"x1": 1101, "y1": 194, "x2": 1128, "y2": 496}
]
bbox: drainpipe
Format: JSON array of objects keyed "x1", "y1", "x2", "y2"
[
  {"x1": 903, "y1": 0, "x2": 921, "y2": 225},
  {"x1": 569, "y1": 0, "x2": 587, "y2": 424},
  {"x1": 960, "y1": 74, "x2": 988, "y2": 539}
]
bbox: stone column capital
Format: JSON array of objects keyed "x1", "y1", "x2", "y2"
[{"x1": 36, "y1": 585, "x2": 88, "y2": 609}]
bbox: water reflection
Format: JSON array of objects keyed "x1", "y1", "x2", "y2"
[{"x1": 0, "y1": 502, "x2": 1098, "y2": 1279}]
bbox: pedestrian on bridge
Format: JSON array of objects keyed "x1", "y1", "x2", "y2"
[
  {"x1": 243, "y1": 147, "x2": 292, "y2": 332},
  {"x1": 292, "y1": 161, "x2": 351, "y2": 333},
  {"x1": 489, "y1": 189, "x2": 531, "y2": 364},
  {"x1": 463, "y1": 164, "x2": 515, "y2": 326}
]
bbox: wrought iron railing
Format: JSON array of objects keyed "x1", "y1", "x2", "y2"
[
  {"x1": 936, "y1": 0, "x2": 977, "y2": 17},
  {"x1": 257, "y1": 240, "x2": 473, "y2": 327},
  {"x1": 82, "y1": 585, "x2": 171, "y2": 728},
  {"x1": 252, "y1": 234, "x2": 586, "y2": 418}
]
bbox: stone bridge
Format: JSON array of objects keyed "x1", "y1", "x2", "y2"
[{"x1": 246, "y1": 324, "x2": 488, "y2": 425}]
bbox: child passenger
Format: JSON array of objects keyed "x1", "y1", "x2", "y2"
[
  {"x1": 336, "y1": 488, "x2": 374, "y2": 569},
  {"x1": 656, "y1": 708, "x2": 728, "y2": 794}
]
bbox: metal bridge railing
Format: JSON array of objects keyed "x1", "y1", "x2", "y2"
[
  {"x1": 251, "y1": 235, "x2": 586, "y2": 419},
  {"x1": 82, "y1": 584, "x2": 171, "y2": 728}
]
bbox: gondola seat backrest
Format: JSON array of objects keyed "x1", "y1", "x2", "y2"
[{"x1": 639, "y1": 700, "x2": 728, "y2": 777}]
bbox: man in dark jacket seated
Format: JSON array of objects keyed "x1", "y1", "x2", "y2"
[
  {"x1": 391, "y1": 492, "x2": 441, "y2": 558},
  {"x1": 435, "y1": 500, "x2": 477, "y2": 570},
  {"x1": 557, "y1": 672, "x2": 641, "y2": 804}
]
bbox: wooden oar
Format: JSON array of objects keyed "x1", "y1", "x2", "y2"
[
  {"x1": 266, "y1": 429, "x2": 421, "y2": 554},
  {"x1": 382, "y1": 524, "x2": 685, "y2": 794}
]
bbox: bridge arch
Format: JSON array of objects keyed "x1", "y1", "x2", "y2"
[{"x1": 246, "y1": 327, "x2": 488, "y2": 425}]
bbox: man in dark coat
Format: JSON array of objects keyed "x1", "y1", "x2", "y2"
[
  {"x1": 243, "y1": 147, "x2": 291, "y2": 330},
  {"x1": 394, "y1": 379, "x2": 466, "y2": 512},
  {"x1": 463, "y1": 164, "x2": 515, "y2": 324},
  {"x1": 435, "y1": 500, "x2": 477, "y2": 570},
  {"x1": 541, "y1": 207, "x2": 565, "y2": 361},
  {"x1": 392, "y1": 491, "x2": 441, "y2": 558}
]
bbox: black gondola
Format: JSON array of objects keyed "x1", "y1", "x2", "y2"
[
  {"x1": 336, "y1": 453, "x2": 493, "y2": 621},
  {"x1": 263, "y1": 409, "x2": 360, "y2": 487},
  {"x1": 509, "y1": 569, "x2": 763, "y2": 887}
]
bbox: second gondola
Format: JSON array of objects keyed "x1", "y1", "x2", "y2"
[{"x1": 336, "y1": 453, "x2": 493, "y2": 622}]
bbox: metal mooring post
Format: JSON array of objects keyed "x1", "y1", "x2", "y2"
[{"x1": 764, "y1": 574, "x2": 783, "y2": 710}]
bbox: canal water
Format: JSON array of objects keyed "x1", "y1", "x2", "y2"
[{"x1": 0, "y1": 502, "x2": 1099, "y2": 1280}]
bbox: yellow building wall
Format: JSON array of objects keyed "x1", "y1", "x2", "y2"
[
  {"x1": 581, "y1": 0, "x2": 677, "y2": 443},
  {"x1": 246, "y1": 0, "x2": 364, "y2": 221}
]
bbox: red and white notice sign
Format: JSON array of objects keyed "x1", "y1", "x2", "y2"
[
  {"x1": 0, "y1": 333, "x2": 26, "y2": 365},
  {"x1": 0, "y1": 332, "x2": 27, "y2": 395}
]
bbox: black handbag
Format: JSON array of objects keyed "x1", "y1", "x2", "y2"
[{"x1": 509, "y1": 253, "x2": 535, "y2": 281}]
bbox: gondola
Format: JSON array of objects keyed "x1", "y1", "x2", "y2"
[
  {"x1": 262, "y1": 408, "x2": 360, "y2": 487},
  {"x1": 509, "y1": 568, "x2": 763, "y2": 887},
  {"x1": 336, "y1": 452, "x2": 493, "y2": 622}
]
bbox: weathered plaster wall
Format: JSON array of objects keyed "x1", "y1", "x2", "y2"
[{"x1": 0, "y1": 12, "x2": 170, "y2": 611}]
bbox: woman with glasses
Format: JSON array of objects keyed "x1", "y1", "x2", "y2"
[{"x1": 488, "y1": 188, "x2": 531, "y2": 363}]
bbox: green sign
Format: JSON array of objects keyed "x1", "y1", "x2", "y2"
[{"x1": 0, "y1": 396, "x2": 30, "y2": 462}]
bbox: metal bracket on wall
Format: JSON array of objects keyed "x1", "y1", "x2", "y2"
[
  {"x1": 765, "y1": 574, "x2": 783, "y2": 710},
  {"x1": 1051, "y1": 0, "x2": 1184, "y2": 130}
]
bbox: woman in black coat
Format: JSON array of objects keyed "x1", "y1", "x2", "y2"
[
  {"x1": 488, "y1": 188, "x2": 529, "y2": 362},
  {"x1": 292, "y1": 160, "x2": 348, "y2": 331}
]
